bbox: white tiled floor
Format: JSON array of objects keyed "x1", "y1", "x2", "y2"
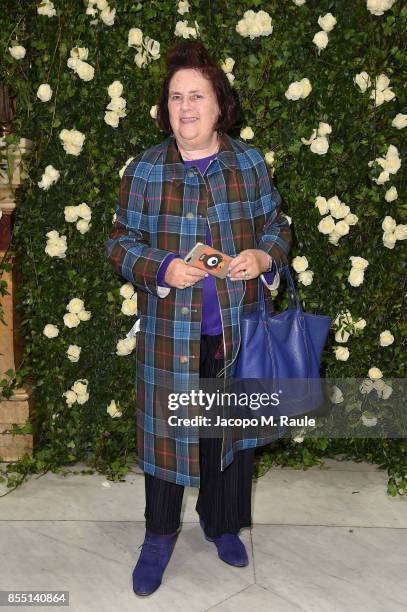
[{"x1": 0, "y1": 459, "x2": 406, "y2": 612}]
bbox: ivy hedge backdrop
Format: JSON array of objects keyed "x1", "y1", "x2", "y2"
[{"x1": 0, "y1": 0, "x2": 406, "y2": 494}]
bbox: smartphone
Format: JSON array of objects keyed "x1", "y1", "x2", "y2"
[{"x1": 184, "y1": 242, "x2": 233, "y2": 279}]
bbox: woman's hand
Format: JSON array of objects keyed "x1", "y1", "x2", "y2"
[
  {"x1": 228, "y1": 249, "x2": 270, "y2": 281},
  {"x1": 164, "y1": 258, "x2": 208, "y2": 289}
]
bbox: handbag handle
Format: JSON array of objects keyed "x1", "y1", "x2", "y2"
[{"x1": 259, "y1": 264, "x2": 302, "y2": 315}]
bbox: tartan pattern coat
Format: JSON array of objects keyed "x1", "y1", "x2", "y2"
[{"x1": 105, "y1": 132, "x2": 292, "y2": 487}]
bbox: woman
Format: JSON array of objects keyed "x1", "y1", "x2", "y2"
[{"x1": 105, "y1": 41, "x2": 292, "y2": 596}]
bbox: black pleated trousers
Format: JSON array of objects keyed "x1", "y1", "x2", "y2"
[{"x1": 144, "y1": 334, "x2": 255, "y2": 538}]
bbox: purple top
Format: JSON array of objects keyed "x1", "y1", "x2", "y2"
[{"x1": 157, "y1": 152, "x2": 276, "y2": 335}]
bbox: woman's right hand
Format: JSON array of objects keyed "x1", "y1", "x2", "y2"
[{"x1": 164, "y1": 258, "x2": 208, "y2": 289}]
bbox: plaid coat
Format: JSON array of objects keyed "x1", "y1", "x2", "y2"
[{"x1": 105, "y1": 132, "x2": 292, "y2": 487}]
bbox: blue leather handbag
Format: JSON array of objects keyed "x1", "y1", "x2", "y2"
[{"x1": 233, "y1": 265, "x2": 332, "y2": 416}]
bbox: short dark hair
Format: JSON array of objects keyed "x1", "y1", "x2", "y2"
[{"x1": 156, "y1": 41, "x2": 239, "y2": 135}]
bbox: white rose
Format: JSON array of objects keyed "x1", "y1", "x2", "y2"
[
  {"x1": 331, "y1": 203, "x2": 350, "y2": 219},
  {"x1": 120, "y1": 283, "x2": 135, "y2": 299},
  {"x1": 328, "y1": 231, "x2": 341, "y2": 246},
  {"x1": 292, "y1": 256, "x2": 309, "y2": 273},
  {"x1": 300, "y1": 78, "x2": 312, "y2": 98},
  {"x1": 298, "y1": 270, "x2": 313, "y2": 286},
  {"x1": 368, "y1": 367, "x2": 383, "y2": 380},
  {"x1": 9, "y1": 45, "x2": 26, "y2": 60},
  {"x1": 107, "y1": 400, "x2": 122, "y2": 418},
  {"x1": 361, "y1": 413, "x2": 377, "y2": 427},
  {"x1": 38, "y1": 0, "x2": 57, "y2": 17},
  {"x1": 382, "y1": 88, "x2": 395, "y2": 102},
  {"x1": 360, "y1": 378, "x2": 374, "y2": 394},
  {"x1": 177, "y1": 0, "x2": 190, "y2": 14},
  {"x1": 265, "y1": 151, "x2": 275, "y2": 166},
  {"x1": 395, "y1": 225, "x2": 407, "y2": 240},
  {"x1": 375, "y1": 73, "x2": 390, "y2": 91},
  {"x1": 72, "y1": 379, "x2": 88, "y2": 395},
  {"x1": 315, "y1": 196, "x2": 329, "y2": 215},
  {"x1": 67, "y1": 298, "x2": 84, "y2": 313},
  {"x1": 108, "y1": 80, "x2": 123, "y2": 98},
  {"x1": 116, "y1": 337, "x2": 137, "y2": 356},
  {"x1": 318, "y1": 13, "x2": 337, "y2": 32},
  {"x1": 96, "y1": 0, "x2": 108, "y2": 10},
  {"x1": 76, "y1": 219, "x2": 90, "y2": 234},
  {"x1": 353, "y1": 318, "x2": 366, "y2": 330},
  {"x1": 379, "y1": 330, "x2": 394, "y2": 347},
  {"x1": 335, "y1": 329, "x2": 350, "y2": 343},
  {"x1": 349, "y1": 256, "x2": 369, "y2": 270},
  {"x1": 367, "y1": 0, "x2": 397, "y2": 16},
  {"x1": 67, "y1": 57, "x2": 80, "y2": 74},
  {"x1": 64, "y1": 205, "x2": 80, "y2": 223},
  {"x1": 334, "y1": 346, "x2": 350, "y2": 361},
  {"x1": 317, "y1": 122, "x2": 332, "y2": 136},
  {"x1": 310, "y1": 136, "x2": 329, "y2": 155},
  {"x1": 318, "y1": 215, "x2": 335, "y2": 234},
  {"x1": 392, "y1": 113, "x2": 407, "y2": 129},
  {"x1": 382, "y1": 215, "x2": 396, "y2": 232},
  {"x1": 77, "y1": 310, "x2": 91, "y2": 321},
  {"x1": 43, "y1": 324, "x2": 59, "y2": 338},
  {"x1": 76, "y1": 60, "x2": 95, "y2": 81},
  {"x1": 313, "y1": 30, "x2": 329, "y2": 50},
  {"x1": 67, "y1": 344, "x2": 81, "y2": 362},
  {"x1": 345, "y1": 213, "x2": 358, "y2": 226},
  {"x1": 348, "y1": 268, "x2": 365, "y2": 287},
  {"x1": 36, "y1": 83, "x2": 53, "y2": 102},
  {"x1": 63, "y1": 312, "x2": 80, "y2": 328},
  {"x1": 144, "y1": 36, "x2": 160, "y2": 59},
  {"x1": 240, "y1": 126, "x2": 254, "y2": 140},
  {"x1": 374, "y1": 382, "x2": 393, "y2": 400},
  {"x1": 100, "y1": 7, "x2": 116, "y2": 26},
  {"x1": 382, "y1": 231, "x2": 397, "y2": 249},
  {"x1": 75, "y1": 391, "x2": 89, "y2": 405},
  {"x1": 226, "y1": 73, "x2": 235, "y2": 86},
  {"x1": 104, "y1": 111, "x2": 120, "y2": 128},
  {"x1": 135, "y1": 50, "x2": 148, "y2": 68},
  {"x1": 121, "y1": 299, "x2": 137, "y2": 316},
  {"x1": 150, "y1": 105, "x2": 158, "y2": 119},
  {"x1": 128, "y1": 27, "x2": 143, "y2": 47},
  {"x1": 285, "y1": 81, "x2": 304, "y2": 101},
  {"x1": 292, "y1": 0, "x2": 306, "y2": 5},
  {"x1": 76, "y1": 203, "x2": 91, "y2": 220},
  {"x1": 70, "y1": 47, "x2": 89, "y2": 61},
  {"x1": 63, "y1": 390, "x2": 77, "y2": 406},
  {"x1": 330, "y1": 386, "x2": 344, "y2": 403},
  {"x1": 334, "y1": 220, "x2": 350, "y2": 236},
  {"x1": 301, "y1": 128, "x2": 317, "y2": 145},
  {"x1": 107, "y1": 97, "x2": 126, "y2": 113},
  {"x1": 221, "y1": 57, "x2": 235, "y2": 73},
  {"x1": 354, "y1": 71, "x2": 371, "y2": 93},
  {"x1": 385, "y1": 186, "x2": 398, "y2": 202}
]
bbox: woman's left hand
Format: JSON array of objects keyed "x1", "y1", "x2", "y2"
[{"x1": 228, "y1": 249, "x2": 270, "y2": 281}]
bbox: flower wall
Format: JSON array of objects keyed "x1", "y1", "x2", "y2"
[{"x1": 1, "y1": 0, "x2": 406, "y2": 492}]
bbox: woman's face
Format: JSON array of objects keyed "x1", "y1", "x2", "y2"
[{"x1": 168, "y1": 68, "x2": 220, "y2": 147}]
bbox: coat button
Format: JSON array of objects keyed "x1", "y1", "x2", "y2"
[
  {"x1": 180, "y1": 307, "x2": 189, "y2": 315},
  {"x1": 186, "y1": 212, "x2": 194, "y2": 219},
  {"x1": 179, "y1": 355, "x2": 189, "y2": 363}
]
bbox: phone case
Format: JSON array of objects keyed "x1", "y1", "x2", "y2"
[{"x1": 184, "y1": 242, "x2": 232, "y2": 279}]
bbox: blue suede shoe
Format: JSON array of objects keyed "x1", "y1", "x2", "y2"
[
  {"x1": 132, "y1": 529, "x2": 178, "y2": 596},
  {"x1": 199, "y1": 519, "x2": 249, "y2": 567}
]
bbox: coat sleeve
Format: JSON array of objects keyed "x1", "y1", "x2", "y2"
[
  {"x1": 105, "y1": 160, "x2": 173, "y2": 298},
  {"x1": 252, "y1": 156, "x2": 293, "y2": 289}
]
